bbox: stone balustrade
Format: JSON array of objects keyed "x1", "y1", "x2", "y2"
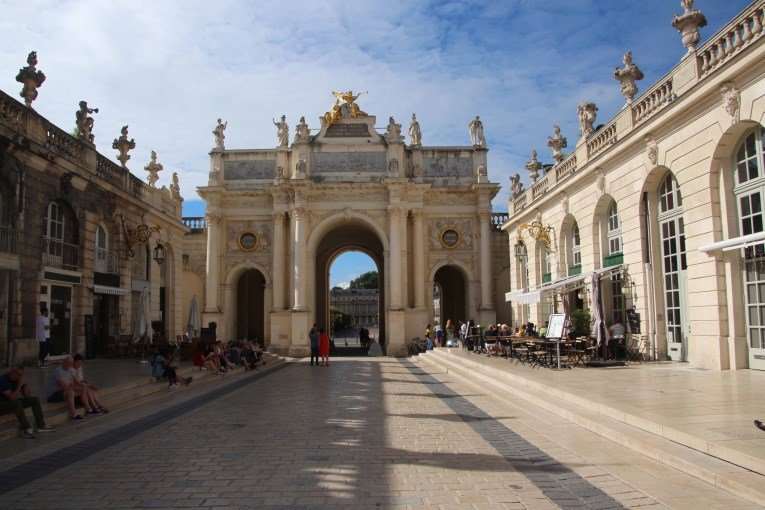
[
  {"x1": 0, "y1": 94, "x2": 26, "y2": 134},
  {"x1": 182, "y1": 217, "x2": 208, "y2": 232},
  {"x1": 45, "y1": 123, "x2": 85, "y2": 165},
  {"x1": 586, "y1": 121, "x2": 617, "y2": 159},
  {"x1": 491, "y1": 212, "x2": 509, "y2": 230},
  {"x1": 507, "y1": 0, "x2": 765, "y2": 218},
  {"x1": 0, "y1": 89, "x2": 183, "y2": 221},
  {"x1": 531, "y1": 174, "x2": 549, "y2": 200},
  {"x1": 512, "y1": 194, "x2": 527, "y2": 214},
  {"x1": 699, "y1": 3, "x2": 765, "y2": 76},
  {"x1": 555, "y1": 154, "x2": 577, "y2": 183},
  {"x1": 632, "y1": 76, "x2": 674, "y2": 125}
]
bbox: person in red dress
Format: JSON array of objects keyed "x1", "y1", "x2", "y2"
[{"x1": 318, "y1": 328, "x2": 330, "y2": 367}]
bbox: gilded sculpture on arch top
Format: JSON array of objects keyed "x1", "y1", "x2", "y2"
[{"x1": 321, "y1": 90, "x2": 368, "y2": 126}]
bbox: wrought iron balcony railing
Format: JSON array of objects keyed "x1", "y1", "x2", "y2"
[{"x1": 42, "y1": 236, "x2": 79, "y2": 271}]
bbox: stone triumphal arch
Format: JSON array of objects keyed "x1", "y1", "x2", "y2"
[{"x1": 194, "y1": 92, "x2": 507, "y2": 356}]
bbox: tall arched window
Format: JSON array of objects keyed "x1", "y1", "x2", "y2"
[
  {"x1": 47, "y1": 202, "x2": 64, "y2": 241},
  {"x1": 569, "y1": 222, "x2": 581, "y2": 275},
  {"x1": 658, "y1": 172, "x2": 688, "y2": 361},
  {"x1": 607, "y1": 201, "x2": 622, "y2": 256},
  {"x1": 95, "y1": 223, "x2": 109, "y2": 273},
  {"x1": 733, "y1": 128, "x2": 765, "y2": 357}
]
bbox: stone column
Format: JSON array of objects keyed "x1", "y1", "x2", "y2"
[
  {"x1": 479, "y1": 209, "x2": 494, "y2": 310},
  {"x1": 292, "y1": 207, "x2": 307, "y2": 310},
  {"x1": 204, "y1": 212, "x2": 222, "y2": 312},
  {"x1": 388, "y1": 206, "x2": 403, "y2": 309},
  {"x1": 412, "y1": 210, "x2": 426, "y2": 309},
  {"x1": 272, "y1": 211, "x2": 285, "y2": 310}
]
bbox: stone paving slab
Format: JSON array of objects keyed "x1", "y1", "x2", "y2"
[
  {"x1": 426, "y1": 348, "x2": 765, "y2": 476},
  {"x1": 0, "y1": 357, "x2": 757, "y2": 509}
]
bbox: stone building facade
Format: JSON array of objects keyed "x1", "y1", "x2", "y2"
[
  {"x1": 330, "y1": 288, "x2": 380, "y2": 326},
  {"x1": 504, "y1": 1, "x2": 765, "y2": 370},
  {"x1": 0, "y1": 87, "x2": 186, "y2": 366},
  {"x1": 182, "y1": 98, "x2": 510, "y2": 356}
]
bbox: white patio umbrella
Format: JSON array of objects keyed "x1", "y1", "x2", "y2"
[
  {"x1": 187, "y1": 295, "x2": 201, "y2": 340},
  {"x1": 133, "y1": 286, "x2": 151, "y2": 343},
  {"x1": 591, "y1": 273, "x2": 609, "y2": 358}
]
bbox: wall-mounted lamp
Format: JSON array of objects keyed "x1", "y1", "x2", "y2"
[{"x1": 153, "y1": 240, "x2": 166, "y2": 265}]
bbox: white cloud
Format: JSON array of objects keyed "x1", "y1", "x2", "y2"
[
  {"x1": 0, "y1": 0, "x2": 749, "y2": 211},
  {"x1": 334, "y1": 281, "x2": 350, "y2": 289}
]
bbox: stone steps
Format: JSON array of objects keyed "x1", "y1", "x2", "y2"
[
  {"x1": 0, "y1": 354, "x2": 284, "y2": 442},
  {"x1": 415, "y1": 349, "x2": 765, "y2": 507}
]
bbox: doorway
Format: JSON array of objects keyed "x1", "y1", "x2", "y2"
[
  {"x1": 433, "y1": 265, "x2": 467, "y2": 327},
  {"x1": 49, "y1": 285, "x2": 72, "y2": 357},
  {"x1": 236, "y1": 268, "x2": 265, "y2": 342}
]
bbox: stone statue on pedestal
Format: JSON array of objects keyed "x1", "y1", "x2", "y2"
[
  {"x1": 273, "y1": 115, "x2": 289, "y2": 148},
  {"x1": 468, "y1": 116, "x2": 486, "y2": 147},
  {"x1": 547, "y1": 125, "x2": 567, "y2": 164},
  {"x1": 112, "y1": 126, "x2": 136, "y2": 168},
  {"x1": 408, "y1": 114, "x2": 422, "y2": 147},
  {"x1": 510, "y1": 174, "x2": 524, "y2": 198},
  {"x1": 613, "y1": 51, "x2": 644, "y2": 104},
  {"x1": 144, "y1": 151, "x2": 163, "y2": 187},
  {"x1": 170, "y1": 172, "x2": 181, "y2": 200},
  {"x1": 15, "y1": 51, "x2": 45, "y2": 108},
  {"x1": 294, "y1": 116, "x2": 310, "y2": 143},
  {"x1": 525, "y1": 149, "x2": 542, "y2": 183},
  {"x1": 672, "y1": 0, "x2": 707, "y2": 53},
  {"x1": 577, "y1": 102, "x2": 598, "y2": 139},
  {"x1": 212, "y1": 119, "x2": 227, "y2": 150},
  {"x1": 385, "y1": 116, "x2": 403, "y2": 143},
  {"x1": 75, "y1": 101, "x2": 98, "y2": 145}
]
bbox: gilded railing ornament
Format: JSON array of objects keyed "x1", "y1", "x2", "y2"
[
  {"x1": 126, "y1": 224, "x2": 160, "y2": 257},
  {"x1": 321, "y1": 90, "x2": 368, "y2": 126},
  {"x1": 517, "y1": 220, "x2": 554, "y2": 254}
]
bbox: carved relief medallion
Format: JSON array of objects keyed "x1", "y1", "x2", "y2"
[
  {"x1": 237, "y1": 229, "x2": 259, "y2": 252},
  {"x1": 439, "y1": 227, "x2": 461, "y2": 249}
]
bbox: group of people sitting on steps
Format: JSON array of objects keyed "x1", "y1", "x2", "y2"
[{"x1": 0, "y1": 353, "x2": 108, "y2": 439}]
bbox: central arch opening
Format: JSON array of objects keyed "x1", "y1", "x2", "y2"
[
  {"x1": 329, "y1": 251, "x2": 380, "y2": 354},
  {"x1": 314, "y1": 221, "x2": 386, "y2": 353}
]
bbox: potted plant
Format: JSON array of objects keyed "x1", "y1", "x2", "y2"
[{"x1": 569, "y1": 308, "x2": 592, "y2": 338}]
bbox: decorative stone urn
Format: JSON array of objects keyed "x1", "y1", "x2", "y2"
[{"x1": 672, "y1": 0, "x2": 707, "y2": 53}]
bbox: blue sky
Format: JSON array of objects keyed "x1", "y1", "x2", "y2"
[{"x1": 0, "y1": 0, "x2": 750, "y2": 282}]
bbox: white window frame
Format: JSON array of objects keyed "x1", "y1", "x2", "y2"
[
  {"x1": 607, "y1": 200, "x2": 622, "y2": 256},
  {"x1": 47, "y1": 202, "x2": 65, "y2": 241},
  {"x1": 571, "y1": 222, "x2": 582, "y2": 268}
]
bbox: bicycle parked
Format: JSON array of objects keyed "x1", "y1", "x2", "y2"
[{"x1": 407, "y1": 336, "x2": 428, "y2": 355}]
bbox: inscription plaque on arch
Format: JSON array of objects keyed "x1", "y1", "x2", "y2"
[{"x1": 325, "y1": 124, "x2": 372, "y2": 137}]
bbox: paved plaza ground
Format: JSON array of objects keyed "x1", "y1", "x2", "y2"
[{"x1": 0, "y1": 357, "x2": 760, "y2": 509}]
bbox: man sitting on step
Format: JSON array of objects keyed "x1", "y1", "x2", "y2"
[
  {"x1": 0, "y1": 365, "x2": 56, "y2": 438},
  {"x1": 46, "y1": 356, "x2": 97, "y2": 422}
]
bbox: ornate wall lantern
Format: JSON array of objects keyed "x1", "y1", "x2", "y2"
[
  {"x1": 514, "y1": 239, "x2": 527, "y2": 262},
  {"x1": 153, "y1": 240, "x2": 166, "y2": 265}
]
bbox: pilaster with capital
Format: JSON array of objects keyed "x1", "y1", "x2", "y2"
[
  {"x1": 292, "y1": 207, "x2": 308, "y2": 310},
  {"x1": 204, "y1": 212, "x2": 222, "y2": 312},
  {"x1": 478, "y1": 208, "x2": 494, "y2": 310},
  {"x1": 388, "y1": 206, "x2": 404, "y2": 309},
  {"x1": 272, "y1": 211, "x2": 286, "y2": 310},
  {"x1": 411, "y1": 209, "x2": 426, "y2": 309}
]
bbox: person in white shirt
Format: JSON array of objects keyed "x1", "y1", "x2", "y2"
[
  {"x1": 459, "y1": 321, "x2": 467, "y2": 342},
  {"x1": 36, "y1": 308, "x2": 51, "y2": 369}
]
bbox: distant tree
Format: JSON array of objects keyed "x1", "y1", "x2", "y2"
[
  {"x1": 331, "y1": 286, "x2": 343, "y2": 291},
  {"x1": 330, "y1": 306, "x2": 351, "y2": 333},
  {"x1": 349, "y1": 271, "x2": 378, "y2": 289}
]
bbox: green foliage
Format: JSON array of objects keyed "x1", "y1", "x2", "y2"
[
  {"x1": 349, "y1": 271, "x2": 378, "y2": 289},
  {"x1": 569, "y1": 308, "x2": 592, "y2": 338},
  {"x1": 330, "y1": 306, "x2": 351, "y2": 333},
  {"x1": 331, "y1": 286, "x2": 343, "y2": 291}
]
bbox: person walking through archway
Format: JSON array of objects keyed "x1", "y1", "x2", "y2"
[
  {"x1": 309, "y1": 325, "x2": 319, "y2": 366},
  {"x1": 318, "y1": 328, "x2": 330, "y2": 366}
]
